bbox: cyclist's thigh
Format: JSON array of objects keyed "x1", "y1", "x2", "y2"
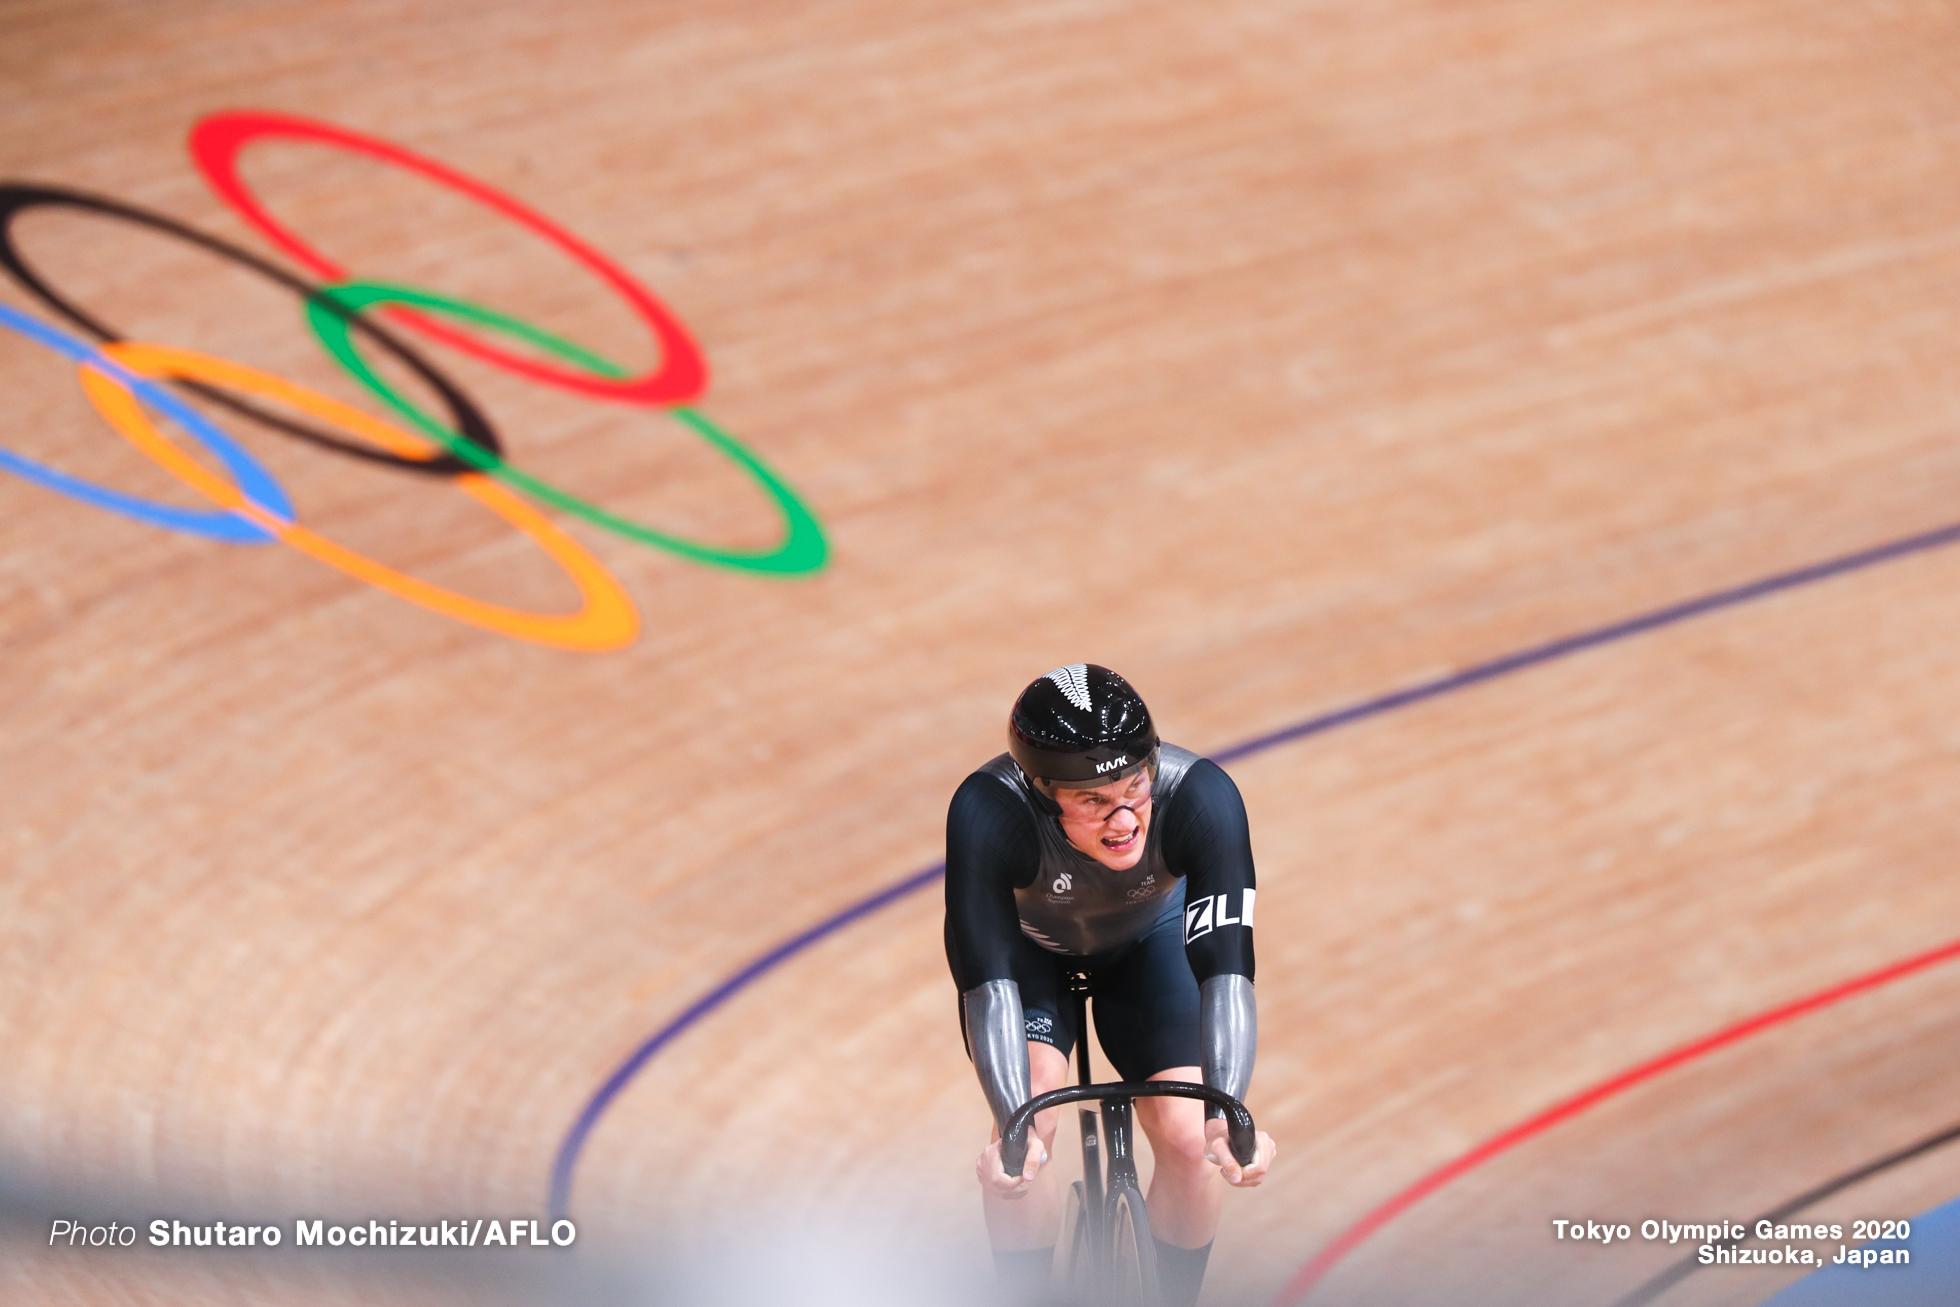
[
  {"x1": 1087, "y1": 903, "x2": 1201, "y2": 1082},
  {"x1": 958, "y1": 928, "x2": 1078, "y2": 1062}
]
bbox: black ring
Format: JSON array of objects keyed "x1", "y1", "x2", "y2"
[{"x1": 0, "y1": 182, "x2": 499, "y2": 477}]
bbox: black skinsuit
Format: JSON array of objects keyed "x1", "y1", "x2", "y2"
[{"x1": 944, "y1": 744, "x2": 1256, "y2": 1080}]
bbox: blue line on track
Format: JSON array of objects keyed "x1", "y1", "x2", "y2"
[{"x1": 549, "y1": 513, "x2": 1960, "y2": 1218}]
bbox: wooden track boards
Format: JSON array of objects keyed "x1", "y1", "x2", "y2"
[{"x1": 5, "y1": 1, "x2": 1960, "y2": 1303}]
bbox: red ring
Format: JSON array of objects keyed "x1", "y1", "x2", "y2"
[{"x1": 189, "y1": 110, "x2": 707, "y2": 405}]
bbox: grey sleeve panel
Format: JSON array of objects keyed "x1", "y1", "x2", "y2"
[
  {"x1": 1199, "y1": 972, "x2": 1257, "y2": 1104},
  {"x1": 963, "y1": 979, "x2": 1032, "y2": 1134}
]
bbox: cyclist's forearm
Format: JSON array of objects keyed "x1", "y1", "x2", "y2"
[
  {"x1": 963, "y1": 978, "x2": 1032, "y2": 1133},
  {"x1": 1199, "y1": 972, "x2": 1256, "y2": 1103}
]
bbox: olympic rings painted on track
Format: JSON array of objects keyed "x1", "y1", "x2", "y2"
[
  {"x1": 0, "y1": 183, "x2": 502, "y2": 477},
  {"x1": 0, "y1": 111, "x2": 830, "y2": 648},
  {"x1": 190, "y1": 110, "x2": 709, "y2": 406},
  {"x1": 83, "y1": 342, "x2": 639, "y2": 653},
  {"x1": 0, "y1": 302, "x2": 288, "y2": 543},
  {"x1": 308, "y1": 282, "x2": 827, "y2": 575}
]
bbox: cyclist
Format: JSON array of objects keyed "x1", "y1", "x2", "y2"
[{"x1": 946, "y1": 664, "x2": 1277, "y2": 1306}]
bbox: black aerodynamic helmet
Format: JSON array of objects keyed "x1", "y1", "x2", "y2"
[{"x1": 1007, "y1": 664, "x2": 1160, "y2": 789}]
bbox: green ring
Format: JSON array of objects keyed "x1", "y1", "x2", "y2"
[{"x1": 305, "y1": 281, "x2": 827, "y2": 576}]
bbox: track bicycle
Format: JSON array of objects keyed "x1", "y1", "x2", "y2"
[{"x1": 999, "y1": 972, "x2": 1259, "y2": 1306}]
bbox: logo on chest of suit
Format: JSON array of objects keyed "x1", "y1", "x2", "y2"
[
  {"x1": 1049, "y1": 871, "x2": 1073, "y2": 896},
  {"x1": 1184, "y1": 888, "x2": 1257, "y2": 943},
  {"x1": 1125, "y1": 873, "x2": 1159, "y2": 901}
]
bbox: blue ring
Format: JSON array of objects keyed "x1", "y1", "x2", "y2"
[{"x1": 0, "y1": 302, "x2": 291, "y2": 542}]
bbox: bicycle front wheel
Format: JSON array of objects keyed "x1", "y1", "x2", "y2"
[
  {"x1": 1058, "y1": 1178, "x2": 1095, "y2": 1298},
  {"x1": 1106, "y1": 1184, "x2": 1159, "y2": 1307}
]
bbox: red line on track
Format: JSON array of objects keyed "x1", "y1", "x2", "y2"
[{"x1": 1276, "y1": 934, "x2": 1960, "y2": 1305}]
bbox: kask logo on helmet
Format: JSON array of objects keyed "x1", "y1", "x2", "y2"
[{"x1": 0, "y1": 110, "x2": 828, "y2": 653}]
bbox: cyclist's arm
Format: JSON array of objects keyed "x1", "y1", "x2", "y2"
[
  {"x1": 1162, "y1": 759, "x2": 1259, "y2": 1107},
  {"x1": 963, "y1": 980, "x2": 1029, "y2": 1134},
  {"x1": 944, "y1": 772, "x2": 1041, "y2": 1134}
]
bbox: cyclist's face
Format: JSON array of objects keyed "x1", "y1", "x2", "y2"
[{"x1": 1052, "y1": 767, "x2": 1153, "y2": 870}]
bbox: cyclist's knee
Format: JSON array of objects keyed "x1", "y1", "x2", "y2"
[
  {"x1": 1028, "y1": 1040, "x2": 1069, "y2": 1143},
  {"x1": 1137, "y1": 1096, "x2": 1209, "y2": 1172},
  {"x1": 1029, "y1": 1040, "x2": 1069, "y2": 1094}
]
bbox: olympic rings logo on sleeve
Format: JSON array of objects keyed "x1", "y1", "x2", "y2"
[{"x1": 0, "y1": 110, "x2": 829, "y2": 653}]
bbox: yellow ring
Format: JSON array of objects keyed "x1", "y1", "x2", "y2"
[{"x1": 80, "y1": 342, "x2": 639, "y2": 652}]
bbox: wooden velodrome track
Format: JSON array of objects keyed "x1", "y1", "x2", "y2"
[{"x1": 6, "y1": 1, "x2": 1960, "y2": 1303}]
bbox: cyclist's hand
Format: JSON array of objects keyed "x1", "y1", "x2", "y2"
[
  {"x1": 977, "y1": 1136, "x2": 1047, "y2": 1197},
  {"x1": 1204, "y1": 1117, "x2": 1277, "y2": 1187}
]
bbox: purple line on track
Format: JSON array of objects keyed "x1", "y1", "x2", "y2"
[
  {"x1": 548, "y1": 861, "x2": 945, "y2": 1217},
  {"x1": 548, "y1": 514, "x2": 1960, "y2": 1218}
]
